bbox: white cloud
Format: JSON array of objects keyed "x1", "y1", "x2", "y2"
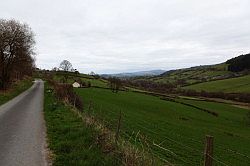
[{"x1": 1, "y1": 0, "x2": 250, "y2": 74}]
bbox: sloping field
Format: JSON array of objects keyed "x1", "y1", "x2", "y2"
[
  {"x1": 184, "y1": 75, "x2": 250, "y2": 93},
  {"x1": 53, "y1": 74, "x2": 108, "y2": 88},
  {"x1": 146, "y1": 63, "x2": 232, "y2": 85},
  {"x1": 0, "y1": 79, "x2": 33, "y2": 106},
  {"x1": 76, "y1": 88, "x2": 250, "y2": 165}
]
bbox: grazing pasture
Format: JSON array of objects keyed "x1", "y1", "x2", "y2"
[
  {"x1": 184, "y1": 75, "x2": 250, "y2": 93},
  {"x1": 53, "y1": 73, "x2": 108, "y2": 88},
  {"x1": 76, "y1": 87, "x2": 250, "y2": 165}
]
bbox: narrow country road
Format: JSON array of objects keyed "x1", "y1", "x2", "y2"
[{"x1": 0, "y1": 80, "x2": 47, "y2": 166}]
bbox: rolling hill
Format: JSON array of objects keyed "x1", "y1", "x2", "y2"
[
  {"x1": 102, "y1": 69, "x2": 166, "y2": 78},
  {"x1": 130, "y1": 54, "x2": 250, "y2": 93},
  {"x1": 147, "y1": 63, "x2": 235, "y2": 85}
]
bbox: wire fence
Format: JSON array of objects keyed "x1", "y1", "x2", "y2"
[
  {"x1": 121, "y1": 126, "x2": 249, "y2": 165},
  {"x1": 84, "y1": 102, "x2": 250, "y2": 165}
]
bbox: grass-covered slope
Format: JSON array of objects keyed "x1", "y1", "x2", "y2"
[
  {"x1": 76, "y1": 87, "x2": 250, "y2": 165},
  {"x1": 184, "y1": 75, "x2": 250, "y2": 93},
  {"x1": 0, "y1": 78, "x2": 33, "y2": 106},
  {"x1": 53, "y1": 73, "x2": 108, "y2": 88},
  {"x1": 147, "y1": 63, "x2": 232, "y2": 85}
]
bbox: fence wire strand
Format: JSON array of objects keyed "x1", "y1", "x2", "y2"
[{"x1": 87, "y1": 104, "x2": 248, "y2": 165}]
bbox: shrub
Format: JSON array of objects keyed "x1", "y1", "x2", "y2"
[{"x1": 49, "y1": 80, "x2": 83, "y2": 111}]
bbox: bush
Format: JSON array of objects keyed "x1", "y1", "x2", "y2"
[
  {"x1": 123, "y1": 79, "x2": 176, "y2": 93},
  {"x1": 48, "y1": 80, "x2": 83, "y2": 111}
]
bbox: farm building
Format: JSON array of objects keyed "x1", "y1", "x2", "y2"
[{"x1": 72, "y1": 82, "x2": 81, "y2": 88}]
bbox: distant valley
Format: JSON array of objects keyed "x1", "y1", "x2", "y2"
[{"x1": 101, "y1": 69, "x2": 166, "y2": 78}]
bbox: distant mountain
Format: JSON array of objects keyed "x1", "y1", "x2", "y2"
[{"x1": 102, "y1": 70, "x2": 166, "y2": 78}]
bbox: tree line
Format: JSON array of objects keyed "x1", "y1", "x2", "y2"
[
  {"x1": 227, "y1": 53, "x2": 250, "y2": 72},
  {"x1": 108, "y1": 77, "x2": 122, "y2": 93},
  {"x1": 122, "y1": 79, "x2": 250, "y2": 103},
  {"x1": 0, "y1": 19, "x2": 35, "y2": 90},
  {"x1": 123, "y1": 79, "x2": 177, "y2": 93}
]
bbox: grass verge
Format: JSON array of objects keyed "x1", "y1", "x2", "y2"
[
  {"x1": 0, "y1": 78, "x2": 33, "y2": 106},
  {"x1": 44, "y1": 83, "x2": 119, "y2": 165}
]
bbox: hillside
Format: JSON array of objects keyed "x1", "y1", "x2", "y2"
[
  {"x1": 227, "y1": 53, "x2": 250, "y2": 72},
  {"x1": 128, "y1": 54, "x2": 250, "y2": 92},
  {"x1": 184, "y1": 74, "x2": 250, "y2": 93},
  {"x1": 147, "y1": 63, "x2": 235, "y2": 85},
  {"x1": 53, "y1": 72, "x2": 108, "y2": 88}
]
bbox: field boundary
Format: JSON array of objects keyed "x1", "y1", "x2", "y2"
[
  {"x1": 160, "y1": 97, "x2": 218, "y2": 117},
  {"x1": 70, "y1": 106, "x2": 163, "y2": 165},
  {"x1": 77, "y1": 86, "x2": 250, "y2": 165}
]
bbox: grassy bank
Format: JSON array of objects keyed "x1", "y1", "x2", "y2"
[
  {"x1": 0, "y1": 78, "x2": 33, "y2": 106},
  {"x1": 76, "y1": 87, "x2": 250, "y2": 165},
  {"x1": 44, "y1": 83, "x2": 118, "y2": 165}
]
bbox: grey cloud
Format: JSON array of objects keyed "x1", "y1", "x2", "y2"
[{"x1": 1, "y1": 0, "x2": 250, "y2": 74}]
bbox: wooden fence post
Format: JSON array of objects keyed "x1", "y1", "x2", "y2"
[
  {"x1": 204, "y1": 135, "x2": 214, "y2": 166},
  {"x1": 115, "y1": 110, "x2": 122, "y2": 143},
  {"x1": 88, "y1": 100, "x2": 93, "y2": 113},
  {"x1": 73, "y1": 95, "x2": 76, "y2": 107}
]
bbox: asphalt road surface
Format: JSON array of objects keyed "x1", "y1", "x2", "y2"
[{"x1": 0, "y1": 80, "x2": 47, "y2": 166}]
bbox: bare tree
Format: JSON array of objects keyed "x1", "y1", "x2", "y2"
[
  {"x1": 0, "y1": 19, "x2": 35, "y2": 89},
  {"x1": 108, "y1": 77, "x2": 122, "y2": 93},
  {"x1": 59, "y1": 60, "x2": 73, "y2": 83},
  {"x1": 89, "y1": 71, "x2": 95, "y2": 75},
  {"x1": 59, "y1": 60, "x2": 73, "y2": 72}
]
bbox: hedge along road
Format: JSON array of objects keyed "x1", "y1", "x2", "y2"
[{"x1": 0, "y1": 80, "x2": 48, "y2": 166}]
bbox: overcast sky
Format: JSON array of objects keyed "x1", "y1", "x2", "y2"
[{"x1": 1, "y1": 0, "x2": 250, "y2": 74}]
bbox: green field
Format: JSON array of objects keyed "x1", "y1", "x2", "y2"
[
  {"x1": 53, "y1": 73, "x2": 108, "y2": 88},
  {"x1": 184, "y1": 75, "x2": 250, "y2": 93},
  {"x1": 76, "y1": 88, "x2": 250, "y2": 165}
]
